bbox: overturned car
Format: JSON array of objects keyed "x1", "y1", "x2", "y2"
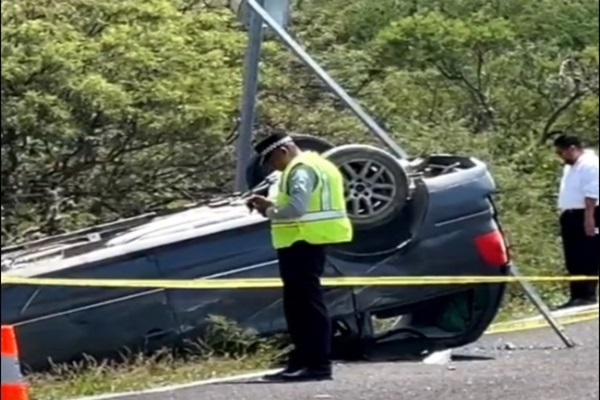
[{"x1": 1, "y1": 134, "x2": 510, "y2": 371}]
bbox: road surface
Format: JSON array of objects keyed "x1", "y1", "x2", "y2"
[{"x1": 117, "y1": 320, "x2": 599, "y2": 400}]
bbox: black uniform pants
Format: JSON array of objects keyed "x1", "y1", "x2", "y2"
[
  {"x1": 560, "y1": 207, "x2": 599, "y2": 301},
  {"x1": 277, "y1": 241, "x2": 331, "y2": 370}
]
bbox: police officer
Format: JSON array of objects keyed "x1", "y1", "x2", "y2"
[{"x1": 247, "y1": 132, "x2": 353, "y2": 382}]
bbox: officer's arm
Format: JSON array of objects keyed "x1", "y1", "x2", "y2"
[{"x1": 266, "y1": 166, "x2": 316, "y2": 220}]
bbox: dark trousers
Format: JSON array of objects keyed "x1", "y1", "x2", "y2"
[
  {"x1": 277, "y1": 241, "x2": 331, "y2": 370},
  {"x1": 560, "y1": 207, "x2": 599, "y2": 301}
]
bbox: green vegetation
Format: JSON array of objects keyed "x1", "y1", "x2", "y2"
[
  {"x1": 27, "y1": 316, "x2": 283, "y2": 400},
  {"x1": 2, "y1": 0, "x2": 598, "y2": 398}
]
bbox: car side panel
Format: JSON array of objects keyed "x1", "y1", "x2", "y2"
[
  {"x1": 154, "y1": 221, "x2": 356, "y2": 337},
  {"x1": 154, "y1": 222, "x2": 286, "y2": 337},
  {"x1": 1, "y1": 255, "x2": 179, "y2": 370}
]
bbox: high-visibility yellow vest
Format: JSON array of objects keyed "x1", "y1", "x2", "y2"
[{"x1": 271, "y1": 151, "x2": 354, "y2": 249}]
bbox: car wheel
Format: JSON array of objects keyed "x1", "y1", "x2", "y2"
[
  {"x1": 323, "y1": 144, "x2": 410, "y2": 231},
  {"x1": 245, "y1": 133, "x2": 335, "y2": 189}
]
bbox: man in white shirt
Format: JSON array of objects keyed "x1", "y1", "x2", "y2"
[{"x1": 554, "y1": 133, "x2": 599, "y2": 309}]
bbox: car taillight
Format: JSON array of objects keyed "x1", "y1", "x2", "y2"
[{"x1": 474, "y1": 230, "x2": 509, "y2": 268}]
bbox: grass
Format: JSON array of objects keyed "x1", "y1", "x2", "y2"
[
  {"x1": 28, "y1": 351, "x2": 277, "y2": 400},
  {"x1": 27, "y1": 316, "x2": 285, "y2": 400},
  {"x1": 25, "y1": 284, "x2": 572, "y2": 400}
]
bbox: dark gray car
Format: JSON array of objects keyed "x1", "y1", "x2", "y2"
[{"x1": 1, "y1": 136, "x2": 510, "y2": 371}]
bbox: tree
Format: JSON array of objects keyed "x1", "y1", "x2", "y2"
[{"x1": 1, "y1": 0, "x2": 246, "y2": 242}]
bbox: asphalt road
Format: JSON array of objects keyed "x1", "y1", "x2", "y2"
[{"x1": 118, "y1": 321, "x2": 599, "y2": 400}]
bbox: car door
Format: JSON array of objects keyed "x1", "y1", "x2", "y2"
[
  {"x1": 154, "y1": 220, "x2": 289, "y2": 339},
  {"x1": 2, "y1": 254, "x2": 179, "y2": 370}
]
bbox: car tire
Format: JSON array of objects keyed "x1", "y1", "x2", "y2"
[
  {"x1": 322, "y1": 144, "x2": 410, "y2": 231},
  {"x1": 245, "y1": 133, "x2": 335, "y2": 189}
]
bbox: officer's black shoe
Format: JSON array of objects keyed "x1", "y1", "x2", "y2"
[
  {"x1": 261, "y1": 365, "x2": 304, "y2": 381},
  {"x1": 279, "y1": 367, "x2": 333, "y2": 382}
]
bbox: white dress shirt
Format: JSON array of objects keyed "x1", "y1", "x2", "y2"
[{"x1": 558, "y1": 149, "x2": 599, "y2": 211}]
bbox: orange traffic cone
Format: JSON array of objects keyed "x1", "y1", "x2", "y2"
[{"x1": 1, "y1": 325, "x2": 29, "y2": 400}]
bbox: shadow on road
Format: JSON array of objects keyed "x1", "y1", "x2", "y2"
[
  {"x1": 450, "y1": 354, "x2": 495, "y2": 362},
  {"x1": 211, "y1": 379, "x2": 331, "y2": 386}
]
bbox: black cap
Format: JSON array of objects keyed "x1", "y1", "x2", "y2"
[
  {"x1": 253, "y1": 132, "x2": 293, "y2": 164},
  {"x1": 553, "y1": 132, "x2": 583, "y2": 149}
]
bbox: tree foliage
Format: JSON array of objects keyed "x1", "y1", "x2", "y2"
[
  {"x1": 1, "y1": 0, "x2": 598, "y2": 284},
  {"x1": 1, "y1": 0, "x2": 247, "y2": 240}
]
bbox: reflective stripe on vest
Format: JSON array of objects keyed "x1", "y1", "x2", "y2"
[
  {"x1": 318, "y1": 161, "x2": 333, "y2": 211},
  {"x1": 272, "y1": 210, "x2": 347, "y2": 225}
]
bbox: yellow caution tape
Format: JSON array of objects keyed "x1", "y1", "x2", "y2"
[
  {"x1": 486, "y1": 308, "x2": 599, "y2": 335},
  {"x1": 1, "y1": 275, "x2": 598, "y2": 289}
]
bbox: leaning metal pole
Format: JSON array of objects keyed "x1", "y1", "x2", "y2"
[
  {"x1": 245, "y1": 0, "x2": 409, "y2": 160},
  {"x1": 509, "y1": 264, "x2": 576, "y2": 347},
  {"x1": 234, "y1": 0, "x2": 265, "y2": 192}
]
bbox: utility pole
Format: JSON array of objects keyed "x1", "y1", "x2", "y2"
[
  {"x1": 231, "y1": 0, "x2": 290, "y2": 191},
  {"x1": 232, "y1": 0, "x2": 264, "y2": 192}
]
